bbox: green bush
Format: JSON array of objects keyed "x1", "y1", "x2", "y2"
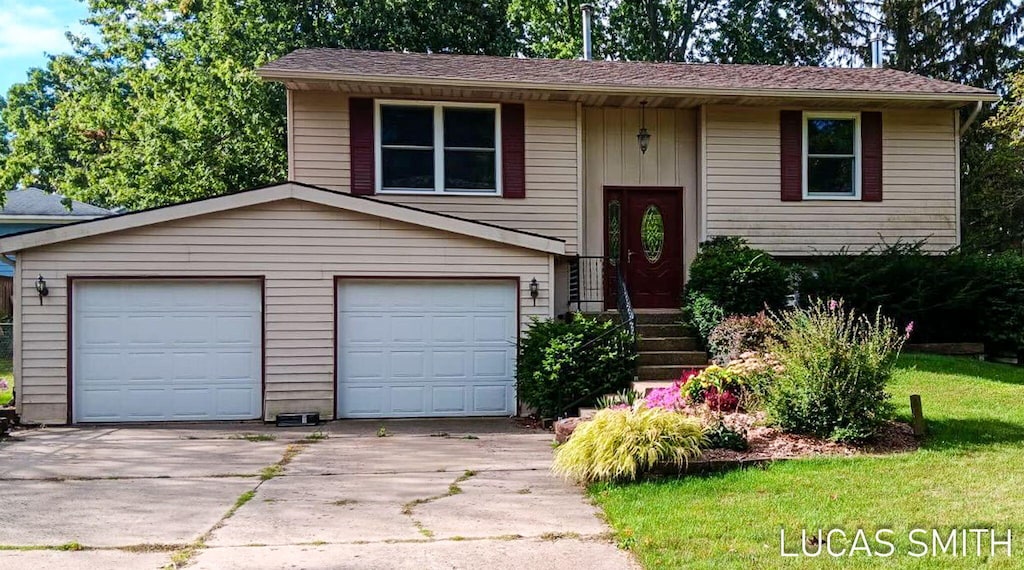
[
  {"x1": 798, "y1": 242, "x2": 1024, "y2": 355},
  {"x1": 684, "y1": 236, "x2": 791, "y2": 340},
  {"x1": 684, "y1": 293, "x2": 724, "y2": 341},
  {"x1": 702, "y1": 421, "x2": 749, "y2": 451},
  {"x1": 552, "y1": 406, "x2": 704, "y2": 482},
  {"x1": 764, "y1": 299, "x2": 907, "y2": 442},
  {"x1": 707, "y1": 312, "x2": 777, "y2": 364},
  {"x1": 517, "y1": 314, "x2": 637, "y2": 419}
]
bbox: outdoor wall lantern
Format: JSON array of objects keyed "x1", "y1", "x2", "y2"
[
  {"x1": 35, "y1": 275, "x2": 48, "y2": 305},
  {"x1": 637, "y1": 100, "x2": 652, "y2": 154},
  {"x1": 529, "y1": 278, "x2": 539, "y2": 305}
]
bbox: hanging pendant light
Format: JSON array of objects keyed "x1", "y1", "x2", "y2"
[{"x1": 637, "y1": 100, "x2": 651, "y2": 154}]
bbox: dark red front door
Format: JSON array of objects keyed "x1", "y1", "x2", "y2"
[{"x1": 605, "y1": 187, "x2": 684, "y2": 309}]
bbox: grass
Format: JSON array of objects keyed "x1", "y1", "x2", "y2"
[
  {"x1": 590, "y1": 354, "x2": 1024, "y2": 569},
  {"x1": 0, "y1": 358, "x2": 12, "y2": 406}
]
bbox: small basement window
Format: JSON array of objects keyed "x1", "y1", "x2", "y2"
[
  {"x1": 376, "y1": 100, "x2": 501, "y2": 195},
  {"x1": 803, "y1": 112, "x2": 861, "y2": 199}
]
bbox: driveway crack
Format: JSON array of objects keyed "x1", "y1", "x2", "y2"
[
  {"x1": 163, "y1": 442, "x2": 314, "y2": 569},
  {"x1": 401, "y1": 470, "x2": 477, "y2": 539}
]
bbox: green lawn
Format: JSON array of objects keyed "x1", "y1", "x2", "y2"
[
  {"x1": 0, "y1": 358, "x2": 12, "y2": 406},
  {"x1": 591, "y1": 354, "x2": 1024, "y2": 569}
]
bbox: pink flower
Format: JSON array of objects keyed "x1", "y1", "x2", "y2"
[
  {"x1": 645, "y1": 383, "x2": 684, "y2": 411},
  {"x1": 0, "y1": 379, "x2": 7, "y2": 391},
  {"x1": 828, "y1": 299, "x2": 839, "y2": 311},
  {"x1": 904, "y1": 321, "x2": 915, "y2": 338}
]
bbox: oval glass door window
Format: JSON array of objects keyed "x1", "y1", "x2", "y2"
[{"x1": 641, "y1": 205, "x2": 664, "y2": 263}]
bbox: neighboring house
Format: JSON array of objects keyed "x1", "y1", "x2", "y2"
[
  {"x1": 0, "y1": 187, "x2": 112, "y2": 278},
  {"x1": 0, "y1": 49, "x2": 997, "y2": 425}
]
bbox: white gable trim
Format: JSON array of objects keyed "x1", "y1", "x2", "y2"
[{"x1": 0, "y1": 183, "x2": 566, "y2": 255}]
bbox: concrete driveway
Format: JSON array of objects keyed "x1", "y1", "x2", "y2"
[{"x1": 0, "y1": 420, "x2": 636, "y2": 570}]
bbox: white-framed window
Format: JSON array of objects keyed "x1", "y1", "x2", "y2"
[
  {"x1": 803, "y1": 111, "x2": 861, "y2": 200},
  {"x1": 374, "y1": 100, "x2": 502, "y2": 195}
]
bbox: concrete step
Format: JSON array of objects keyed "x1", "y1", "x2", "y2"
[
  {"x1": 631, "y1": 380, "x2": 678, "y2": 395},
  {"x1": 633, "y1": 310, "x2": 684, "y2": 325},
  {"x1": 639, "y1": 350, "x2": 710, "y2": 366},
  {"x1": 638, "y1": 363, "x2": 707, "y2": 382},
  {"x1": 639, "y1": 336, "x2": 700, "y2": 352},
  {"x1": 636, "y1": 323, "x2": 687, "y2": 338}
]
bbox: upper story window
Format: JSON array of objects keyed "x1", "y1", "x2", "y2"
[
  {"x1": 376, "y1": 100, "x2": 501, "y2": 195},
  {"x1": 803, "y1": 112, "x2": 861, "y2": 199}
]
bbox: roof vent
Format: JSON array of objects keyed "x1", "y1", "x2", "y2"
[
  {"x1": 870, "y1": 33, "x2": 884, "y2": 68},
  {"x1": 581, "y1": 4, "x2": 593, "y2": 61}
]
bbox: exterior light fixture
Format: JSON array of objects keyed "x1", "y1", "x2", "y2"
[
  {"x1": 637, "y1": 100, "x2": 651, "y2": 154},
  {"x1": 529, "y1": 278, "x2": 539, "y2": 305},
  {"x1": 35, "y1": 275, "x2": 48, "y2": 305}
]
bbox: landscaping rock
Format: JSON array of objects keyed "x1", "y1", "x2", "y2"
[{"x1": 554, "y1": 417, "x2": 586, "y2": 444}]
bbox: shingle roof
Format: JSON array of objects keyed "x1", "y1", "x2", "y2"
[
  {"x1": 258, "y1": 49, "x2": 995, "y2": 100},
  {"x1": 1, "y1": 187, "x2": 111, "y2": 217}
]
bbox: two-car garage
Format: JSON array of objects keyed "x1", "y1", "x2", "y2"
[
  {"x1": 5, "y1": 183, "x2": 560, "y2": 425},
  {"x1": 70, "y1": 278, "x2": 518, "y2": 422}
]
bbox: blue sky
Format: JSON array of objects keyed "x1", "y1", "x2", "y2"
[{"x1": 0, "y1": 0, "x2": 89, "y2": 95}]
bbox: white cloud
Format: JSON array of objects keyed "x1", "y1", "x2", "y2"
[{"x1": 0, "y1": 0, "x2": 84, "y2": 60}]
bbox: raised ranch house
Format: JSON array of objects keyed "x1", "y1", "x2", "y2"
[{"x1": 0, "y1": 49, "x2": 996, "y2": 425}]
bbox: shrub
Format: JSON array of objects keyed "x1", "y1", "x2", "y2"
[
  {"x1": 702, "y1": 421, "x2": 749, "y2": 451},
  {"x1": 726, "y1": 352, "x2": 781, "y2": 407},
  {"x1": 764, "y1": 299, "x2": 907, "y2": 442},
  {"x1": 517, "y1": 314, "x2": 637, "y2": 418},
  {"x1": 552, "y1": 406, "x2": 704, "y2": 482},
  {"x1": 684, "y1": 293, "x2": 724, "y2": 341},
  {"x1": 684, "y1": 236, "x2": 792, "y2": 340},
  {"x1": 797, "y1": 242, "x2": 1024, "y2": 355},
  {"x1": 707, "y1": 312, "x2": 777, "y2": 364},
  {"x1": 682, "y1": 365, "x2": 744, "y2": 411},
  {"x1": 595, "y1": 390, "x2": 641, "y2": 410}
]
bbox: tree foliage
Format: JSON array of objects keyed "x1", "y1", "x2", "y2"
[{"x1": 0, "y1": 0, "x2": 517, "y2": 209}]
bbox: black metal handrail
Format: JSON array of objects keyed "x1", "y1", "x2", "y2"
[
  {"x1": 557, "y1": 262, "x2": 638, "y2": 418},
  {"x1": 567, "y1": 255, "x2": 606, "y2": 311}
]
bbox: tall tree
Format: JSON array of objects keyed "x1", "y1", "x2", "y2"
[
  {"x1": 0, "y1": 0, "x2": 517, "y2": 209},
  {"x1": 869, "y1": 0, "x2": 1024, "y2": 253},
  {"x1": 512, "y1": 0, "x2": 852, "y2": 64}
]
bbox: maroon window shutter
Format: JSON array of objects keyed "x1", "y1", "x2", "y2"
[
  {"x1": 779, "y1": 110, "x2": 803, "y2": 202},
  {"x1": 349, "y1": 97, "x2": 375, "y2": 195},
  {"x1": 861, "y1": 111, "x2": 883, "y2": 202},
  {"x1": 501, "y1": 103, "x2": 526, "y2": 199}
]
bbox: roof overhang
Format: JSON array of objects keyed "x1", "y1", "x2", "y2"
[
  {"x1": 0, "y1": 215, "x2": 107, "y2": 224},
  {"x1": 0, "y1": 182, "x2": 566, "y2": 256},
  {"x1": 257, "y1": 69, "x2": 1000, "y2": 107}
]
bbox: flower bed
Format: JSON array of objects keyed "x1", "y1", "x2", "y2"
[{"x1": 553, "y1": 299, "x2": 917, "y2": 483}]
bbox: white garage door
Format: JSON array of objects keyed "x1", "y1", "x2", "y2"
[
  {"x1": 73, "y1": 280, "x2": 262, "y2": 423},
  {"x1": 337, "y1": 280, "x2": 517, "y2": 418}
]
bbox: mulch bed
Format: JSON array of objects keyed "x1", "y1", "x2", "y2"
[{"x1": 699, "y1": 411, "x2": 919, "y2": 463}]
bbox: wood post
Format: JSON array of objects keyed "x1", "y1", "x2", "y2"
[{"x1": 910, "y1": 394, "x2": 926, "y2": 437}]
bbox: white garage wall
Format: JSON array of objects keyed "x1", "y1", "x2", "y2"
[{"x1": 15, "y1": 198, "x2": 553, "y2": 424}]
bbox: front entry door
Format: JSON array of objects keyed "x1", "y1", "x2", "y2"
[{"x1": 605, "y1": 187, "x2": 684, "y2": 309}]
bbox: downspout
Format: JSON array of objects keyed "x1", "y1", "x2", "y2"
[
  {"x1": 0, "y1": 254, "x2": 13, "y2": 268},
  {"x1": 959, "y1": 100, "x2": 984, "y2": 136}
]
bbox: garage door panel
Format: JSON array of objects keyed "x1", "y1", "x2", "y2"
[
  {"x1": 73, "y1": 280, "x2": 262, "y2": 423},
  {"x1": 338, "y1": 280, "x2": 516, "y2": 418},
  {"x1": 473, "y1": 385, "x2": 511, "y2": 412},
  {"x1": 474, "y1": 349, "x2": 511, "y2": 377}
]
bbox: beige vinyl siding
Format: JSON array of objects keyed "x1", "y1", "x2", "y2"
[
  {"x1": 16, "y1": 198, "x2": 552, "y2": 424},
  {"x1": 705, "y1": 106, "x2": 958, "y2": 254},
  {"x1": 579, "y1": 107, "x2": 699, "y2": 309},
  {"x1": 289, "y1": 91, "x2": 580, "y2": 252}
]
